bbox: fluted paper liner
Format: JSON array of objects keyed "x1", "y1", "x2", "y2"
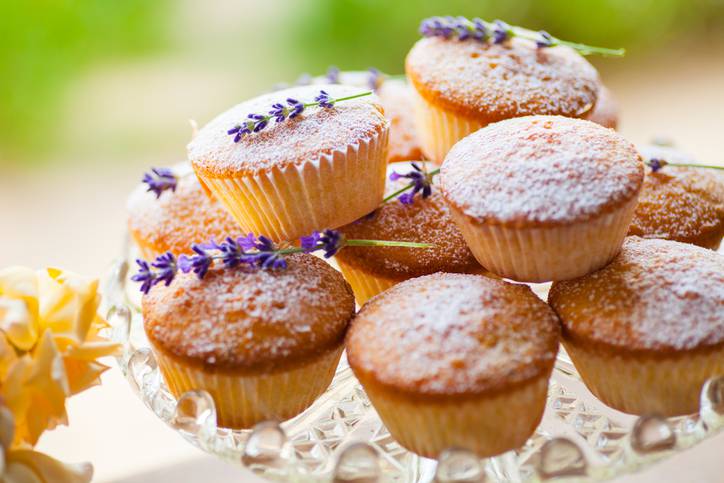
[
  {"x1": 196, "y1": 129, "x2": 389, "y2": 242},
  {"x1": 565, "y1": 341, "x2": 724, "y2": 417},
  {"x1": 335, "y1": 258, "x2": 400, "y2": 306},
  {"x1": 360, "y1": 374, "x2": 550, "y2": 459},
  {"x1": 336, "y1": 258, "x2": 492, "y2": 306},
  {"x1": 449, "y1": 197, "x2": 639, "y2": 282},
  {"x1": 410, "y1": 88, "x2": 485, "y2": 164},
  {"x1": 152, "y1": 343, "x2": 344, "y2": 429}
]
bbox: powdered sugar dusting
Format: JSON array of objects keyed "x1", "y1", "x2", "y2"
[
  {"x1": 127, "y1": 172, "x2": 241, "y2": 255},
  {"x1": 188, "y1": 84, "x2": 388, "y2": 176},
  {"x1": 629, "y1": 145, "x2": 724, "y2": 247},
  {"x1": 549, "y1": 237, "x2": 724, "y2": 352},
  {"x1": 337, "y1": 162, "x2": 481, "y2": 278},
  {"x1": 406, "y1": 37, "x2": 599, "y2": 120},
  {"x1": 376, "y1": 80, "x2": 423, "y2": 162},
  {"x1": 143, "y1": 253, "x2": 355, "y2": 371},
  {"x1": 441, "y1": 116, "x2": 644, "y2": 225},
  {"x1": 346, "y1": 273, "x2": 560, "y2": 396}
]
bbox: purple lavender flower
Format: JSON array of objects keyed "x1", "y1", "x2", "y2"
[
  {"x1": 419, "y1": 16, "x2": 455, "y2": 39},
  {"x1": 455, "y1": 17, "x2": 472, "y2": 41},
  {"x1": 326, "y1": 66, "x2": 340, "y2": 84},
  {"x1": 287, "y1": 98, "x2": 305, "y2": 118},
  {"x1": 269, "y1": 103, "x2": 288, "y2": 123},
  {"x1": 537, "y1": 30, "x2": 554, "y2": 48},
  {"x1": 367, "y1": 68, "x2": 381, "y2": 91},
  {"x1": 300, "y1": 229, "x2": 344, "y2": 258},
  {"x1": 471, "y1": 18, "x2": 489, "y2": 41},
  {"x1": 389, "y1": 162, "x2": 433, "y2": 205},
  {"x1": 318, "y1": 230, "x2": 344, "y2": 258},
  {"x1": 493, "y1": 20, "x2": 511, "y2": 44},
  {"x1": 648, "y1": 158, "x2": 667, "y2": 172},
  {"x1": 237, "y1": 233, "x2": 257, "y2": 251},
  {"x1": 249, "y1": 114, "x2": 269, "y2": 133},
  {"x1": 300, "y1": 231, "x2": 321, "y2": 252},
  {"x1": 131, "y1": 259, "x2": 155, "y2": 294},
  {"x1": 178, "y1": 244, "x2": 213, "y2": 279},
  {"x1": 315, "y1": 90, "x2": 335, "y2": 108},
  {"x1": 142, "y1": 167, "x2": 177, "y2": 198},
  {"x1": 295, "y1": 73, "x2": 312, "y2": 86},
  {"x1": 240, "y1": 236, "x2": 287, "y2": 270},
  {"x1": 215, "y1": 237, "x2": 245, "y2": 268},
  {"x1": 151, "y1": 252, "x2": 177, "y2": 287}
]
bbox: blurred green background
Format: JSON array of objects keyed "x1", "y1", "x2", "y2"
[{"x1": 2, "y1": 0, "x2": 723, "y2": 167}]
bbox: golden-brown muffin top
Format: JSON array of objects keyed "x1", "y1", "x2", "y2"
[
  {"x1": 143, "y1": 253, "x2": 355, "y2": 373},
  {"x1": 336, "y1": 162, "x2": 482, "y2": 279},
  {"x1": 376, "y1": 80, "x2": 423, "y2": 162},
  {"x1": 628, "y1": 145, "x2": 724, "y2": 249},
  {"x1": 405, "y1": 37, "x2": 599, "y2": 122},
  {"x1": 441, "y1": 116, "x2": 643, "y2": 227},
  {"x1": 127, "y1": 170, "x2": 240, "y2": 255},
  {"x1": 346, "y1": 273, "x2": 560, "y2": 399},
  {"x1": 585, "y1": 85, "x2": 618, "y2": 129},
  {"x1": 189, "y1": 84, "x2": 388, "y2": 177},
  {"x1": 549, "y1": 237, "x2": 724, "y2": 354}
]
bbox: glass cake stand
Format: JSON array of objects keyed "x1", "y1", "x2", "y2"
[{"x1": 101, "y1": 241, "x2": 724, "y2": 483}]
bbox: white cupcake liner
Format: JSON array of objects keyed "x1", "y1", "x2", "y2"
[
  {"x1": 410, "y1": 88, "x2": 485, "y2": 164},
  {"x1": 361, "y1": 374, "x2": 550, "y2": 458},
  {"x1": 565, "y1": 341, "x2": 724, "y2": 417},
  {"x1": 153, "y1": 344, "x2": 344, "y2": 429},
  {"x1": 196, "y1": 128, "x2": 389, "y2": 242},
  {"x1": 335, "y1": 258, "x2": 400, "y2": 306},
  {"x1": 449, "y1": 197, "x2": 639, "y2": 282}
]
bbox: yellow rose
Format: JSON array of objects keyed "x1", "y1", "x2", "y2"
[
  {"x1": 0, "y1": 267, "x2": 39, "y2": 352},
  {"x1": 0, "y1": 266, "x2": 120, "y2": 445},
  {"x1": 0, "y1": 404, "x2": 92, "y2": 483},
  {"x1": 2, "y1": 331, "x2": 69, "y2": 446}
]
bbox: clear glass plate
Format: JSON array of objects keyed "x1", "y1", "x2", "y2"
[{"x1": 101, "y1": 243, "x2": 724, "y2": 483}]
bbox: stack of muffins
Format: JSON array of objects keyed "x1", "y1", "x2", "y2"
[{"x1": 128, "y1": 16, "x2": 724, "y2": 461}]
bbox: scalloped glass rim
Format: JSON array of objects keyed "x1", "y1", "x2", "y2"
[{"x1": 102, "y1": 240, "x2": 724, "y2": 482}]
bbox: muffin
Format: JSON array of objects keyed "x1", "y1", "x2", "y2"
[
  {"x1": 189, "y1": 84, "x2": 389, "y2": 242},
  {"x1": 441, "y1": 116, "x2": 644, "y2": 282},
  {"x1": 628, "y1": 145, "x2": 724, "y2": 249},
  {"x1": 335, "y1": 162, "x2": 486, "y2": 304},
  {"x1": 127, "y1": 168, "x2": 240, "y2": 260},
  {"x1": 347, "y1": 273, "x2": 560, "y2": 458},
  {"x1": 406, "y1": 36, "x2": 600, "y2": 162},
  {"x1": 585, "y1": 85, "x2": 619, "y2": 129},
  {"x1": 142, "y1": 253, "x2": 355, "y2": 428},
  {"x1": 549, "y1": 237, "x2": 724, "y2": 416}
]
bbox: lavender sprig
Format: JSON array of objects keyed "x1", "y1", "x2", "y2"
[
  {"x1": 368, "y1": 67, "x2": 382, "y2": 91},
  {"x1": 419, "y1": 16, "x2": 625, "y2": 57},
  {"x1": 133, "y1": 231, "x2": 432, "y2": 293},
  {"x1": 326, "y1": 66, "x2": 340, "y2": 84},
  {"x1": 384, "y1": 162, "x2": 441, "y2": 205},
  {"x1": 645, "y1": 158, "x2": 724, "y2": 173},
  {"x1": 142, "y1": 168, "x2": 177, "y2": 198},
  {"x1": 227, "y1": 90, "x2": 373, "y2": 142}
]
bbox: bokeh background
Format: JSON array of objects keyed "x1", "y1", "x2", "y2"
[{"x1": 2, "y1": 1, "x2": 724, "y2": 481}]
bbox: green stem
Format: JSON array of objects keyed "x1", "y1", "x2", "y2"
[
  {"x1": 510, "y1": 26, "x2": 625, "y2": 57},
  {"x1": 304, "y1": 91, "x2": 373, "y2": 108},
  {"x1": 665, "y1": 162, "x2": 724, "y2": 171}
]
